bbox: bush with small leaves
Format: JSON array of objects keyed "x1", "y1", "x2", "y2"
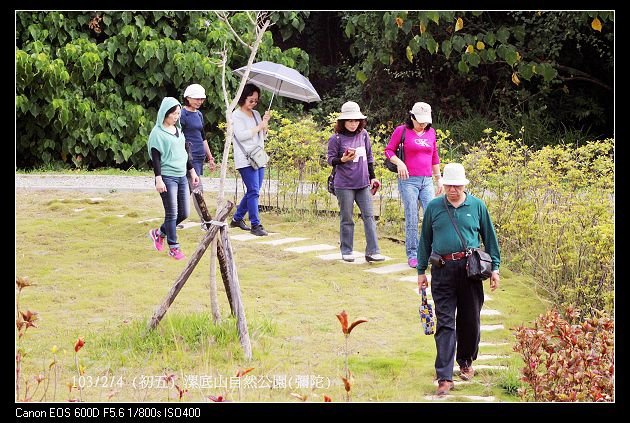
[{"x1": 513, "y1": 306, "x2": 614, "y2": 402}]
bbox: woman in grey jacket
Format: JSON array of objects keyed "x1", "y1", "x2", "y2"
[{"x1": 230, "y1": 83, "x2": 271, "y2": 236}]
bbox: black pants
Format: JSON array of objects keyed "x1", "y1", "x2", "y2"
[{"x1": 430, "y1": 258, "x2": 484, "y2": 381}]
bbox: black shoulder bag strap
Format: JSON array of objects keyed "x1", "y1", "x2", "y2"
[
  {"x1": 443, "y1": 195, "x2": 469, "y2": 253},
  {"x1": 398, "y1": 128, "x2": 406, "y2": 162},
  {"x1": 233, "y1": 113, "x2": 260, "y2": 157},
  {"x1": 330, "y1": 134, "x2": 341, "y2": 179}
]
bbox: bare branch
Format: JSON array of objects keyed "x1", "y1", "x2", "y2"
[
  {"x1": 556, "y1": 64, "x2": 612, "y2": 91},
  {"x1": 558, "y1": 76, "x2": 612, "y2": 91},
  {"x1": 215, "y1": 11, "x2": 250, "y2": 49},
  {"x1": 246, "y1": 11, "x2": 257, "y2": 26}
]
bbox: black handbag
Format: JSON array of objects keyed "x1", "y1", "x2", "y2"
[
  {"x1": 442, "y1": 196, "x2": 493, "y2": 280},
  {"x1": 466, "y1": 248, "x2": 493, "y2": 281},
  {"x1": 384, "y1": 128, "x2": 406, "y2": 172}
]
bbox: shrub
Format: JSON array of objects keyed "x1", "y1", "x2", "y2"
[
  {"x1": 513, "y1": 306, "x2": 614, "y2": 402},
  {"x1": 462, "y1": 131, "x2": 614, "y2": 313}
]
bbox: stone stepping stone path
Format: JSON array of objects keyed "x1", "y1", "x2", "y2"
[
  {"x1": 479, "y1": 342, "x2": 509, "y2": 347},
  {"x1": 399, "y1": 275, "x2": 420, "y2": 283},
  {"x1": 480, "y1": 324, "x2": 504, "y2": 331},
  {"x1": 364, "y1": 262, "x2": 410, "y2": 274},
  {"x1": 230, "y1": 233, "x2": 279, "y2": 241},
  {"x1": 315, "y1": 251, "x2": 373, "y2": 264},
  {"x1": 454, "y1": 364, "x2": 508, "y2": 372},
  {"x1": 284, "y1": 244, "x2": 337, "y2": 253},
  {"x1": 316, "y1": 251, "x2": 363, "y2": 260},
  {"x1": 424, "y1": 394, "x2": 497, "y2": 402},
  {"x1": 178, "y1": 221, "x2": 203, "y2": 230},
  {"x1": 480, "y1": 308, "x2": 501, "y2": 316},
  {"x1": 258, "y1": 237, "x2": 309, "y2": 246},
  {"x1": 476, "y1": 354, "x2": 510, "y2": 361}
]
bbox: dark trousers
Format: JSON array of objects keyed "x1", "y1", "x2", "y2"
[{"x1": 430, "y1": 258, "x2": 485, "y2": 381}]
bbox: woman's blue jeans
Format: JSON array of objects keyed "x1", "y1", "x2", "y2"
[
  {"x1": 398, "y1": 176, "x2": 434, "y2": 260},
  {"x1": 335, "y1": 187, "x2": 380, "y2": 256},
  {"x1": 234, "y1": 166, "x2": 265, "y2": 227},
  {"x1": 159, "y1": 175, "x2": 190, "y2": 249}
]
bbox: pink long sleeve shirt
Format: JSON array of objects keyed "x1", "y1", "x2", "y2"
[{"x1": 384, "y1": 125, "x2": 440, "y2": 176}]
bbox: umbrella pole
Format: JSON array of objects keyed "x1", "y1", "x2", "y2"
[
  {"x1": 267, "y1": 80, "x2": 282, "y2": 111},
  {"x1": 268, "y1": 91, "x2": 276, "y2": 110}
]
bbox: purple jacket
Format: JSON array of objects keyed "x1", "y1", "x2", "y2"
[{"x1": 327, "y1": 129, "x2": 373, "y2": 190}]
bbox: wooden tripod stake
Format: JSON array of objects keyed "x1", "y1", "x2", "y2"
[{"x1": 147, "y1": 192, "x2": 252, "y2": 360}]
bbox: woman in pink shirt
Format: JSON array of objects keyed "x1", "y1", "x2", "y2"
[{"x1": 384, "y1": 102, "x2": 444, "y2": 268}]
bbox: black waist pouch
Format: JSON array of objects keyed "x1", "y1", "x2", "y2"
[{"x1": 429, "y1": 252, "x2": 445, "y2": 268}]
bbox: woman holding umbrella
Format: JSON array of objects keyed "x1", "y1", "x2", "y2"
[{"x1": 230, "y1": 83, "x2": 271, "y2": 236}]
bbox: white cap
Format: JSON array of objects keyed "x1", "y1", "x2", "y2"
[
  {"x1": 441, "y1": 163, "x2": 469, "y2": 185},
  {"x1": 409, "y1": 102, "x2": 432, "y2": 124},
  {"x1": 183, "y1": 83, "x2": 206, "y2": 99}
]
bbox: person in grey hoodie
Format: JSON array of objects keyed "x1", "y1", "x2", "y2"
[{"x1": 147, "y1": 97, "x2": 199, "y2": 260}]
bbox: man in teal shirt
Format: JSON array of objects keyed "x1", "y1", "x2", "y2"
[{"x1": 417, "y1": 163, "x2": 500, "y2": 396}]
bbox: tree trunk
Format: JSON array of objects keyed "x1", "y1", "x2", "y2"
[
  {"x1": 192, "y1": 191, "x2": 222, "y2": 322},
  {"x1": 219, "y1": 225, "x2": 252, "y2": 360},
  {"x1": 216, "y1": 237, "x2": 234, "y2": 314}
]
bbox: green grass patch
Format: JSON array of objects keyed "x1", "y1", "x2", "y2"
[{"x1": 16, "y1": 188, "x2": 548, "y2": 402}]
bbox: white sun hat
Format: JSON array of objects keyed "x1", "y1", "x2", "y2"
[
  {"x1": 409, "y1": 102, "x2": 432, "y2": 124},
  {"x1": 183, "y1": 83, "x2": 206, "y2": 99},
  {"x1": 441, "y1": 163, "x2": 469, "y2": 185},
  {"x1": 337, "y1": 101, "x2": 367, "y2": 120}
]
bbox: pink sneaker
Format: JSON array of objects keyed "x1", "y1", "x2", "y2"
[
  {"x1": 408, "y1": 258, "x2": 418, "y2": 268},
  {"x1": 168, "y1": 247, "x2": 185, "y2": 260},
  {"x1": 149, "y1": 228, "x2": 164, "y2": 252}
]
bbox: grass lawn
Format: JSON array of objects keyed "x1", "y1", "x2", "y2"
[{"x1": 15, "y1": 189, "x2": 549, "y2": 402}]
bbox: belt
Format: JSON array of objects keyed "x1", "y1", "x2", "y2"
[{"x1": 441, "y1": 251, "x2": 467, "y2": 261}]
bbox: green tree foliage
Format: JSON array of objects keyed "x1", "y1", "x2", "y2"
[
  {"x1": 16, "y1": 11, "x2": 310, "y2": 169},
  {"x1": 299, "y1": 11, "x2": 613, "y2": 143}
]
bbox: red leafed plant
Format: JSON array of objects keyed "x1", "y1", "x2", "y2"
[
  {"x1": 16, "y1": 276, "x2": 40, "y2": 402},
  {"x1": 235, "y1": 367, "x2": 255, "y2": 401},
  {"x1": 513, "y1": 306, "x2": 614, "y2": 402},
  {"x1": 208, "y1": 394, "x2": 229, "y2": 402},
  {"x1": 73, "y1": 337, "x2": 85, "y2": 402},
  {"x1": 336, "y1": 310, "x2": 368, "y2": 335},
  {"x1": 336, "y1": 310, "x2": 368, "y2": 402}
]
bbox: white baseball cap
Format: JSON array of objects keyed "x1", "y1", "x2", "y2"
[{"x1": 409, "y1": 102, "x2": 432, "y2": 124}]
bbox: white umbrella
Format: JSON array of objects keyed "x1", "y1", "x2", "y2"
[{"x1": 233, "y1": 61, "x2": 321, "y2": 109}]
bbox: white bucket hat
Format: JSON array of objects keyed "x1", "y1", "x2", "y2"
[
  {"x1": 183, "y1": 83, "x2": 206, "y2": 99},
  {"x1": 338, "y1": 101, "x2": 367, "y2": 120},
  {"x1": 441, "y1": 163, "x2": 469, "y2": 185},
  {"x1": 409, "y1": 102, "x2": 432, "y2": 124}
]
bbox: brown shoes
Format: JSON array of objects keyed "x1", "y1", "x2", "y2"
[
  {"x1": 460, "y1": 366, "x2": 475, "y2": 381},
  {"x1": 436, "y1": 380, "x2": 454, "y2": 395}
]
